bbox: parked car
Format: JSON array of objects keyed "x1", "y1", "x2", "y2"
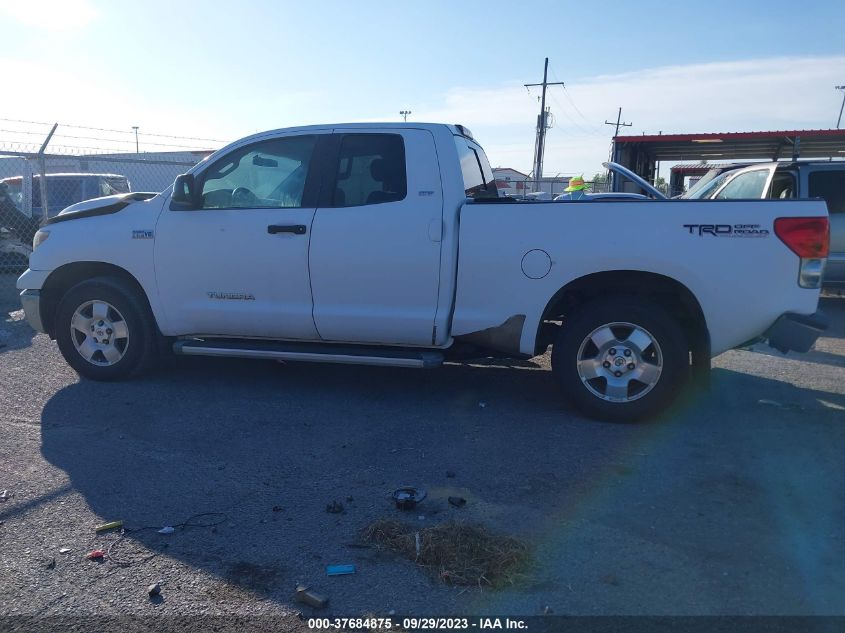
[
  {"x1": 17, "y1": 123, "x2": 829, "y2": 421},
  {"x1": 0, "y1": 173, "x2": 131, "y2": 223},
  {"x1": 680, "y1": 160, "x2": 844, "y2": 286},
  {"x1": 0, "y1": 181, "x2": 35, "y2": 272}
]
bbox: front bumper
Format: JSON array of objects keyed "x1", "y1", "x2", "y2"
[
  {"x1": 19, "y1": 289, "x2": 46, "y2": 333},
  {"x1": 765, "y1": 310, "x2": 828, "y2": 354}
]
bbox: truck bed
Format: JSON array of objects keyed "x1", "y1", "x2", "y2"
[{"x1": 452, "y1": 198, "x2": 827, "y2": 357}]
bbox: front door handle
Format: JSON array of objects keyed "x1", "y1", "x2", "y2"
[{"x1": 267, "y1": 224, "x2": 307, "y2": 235}]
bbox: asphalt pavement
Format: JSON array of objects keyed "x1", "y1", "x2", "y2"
[{"x1": 1, "y1": 276, "x2": 843, "y2": 619}]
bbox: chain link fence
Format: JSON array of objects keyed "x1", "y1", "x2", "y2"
[{"x1": 0, "y1": 146, "x2": 212, "y2": 291}]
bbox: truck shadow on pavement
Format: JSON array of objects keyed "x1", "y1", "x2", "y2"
[{"x1": 33, "y1": 357, "x2": 845, "y2": 614}]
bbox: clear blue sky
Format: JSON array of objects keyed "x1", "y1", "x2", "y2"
[{"x1": 1, "y1": 0, "x2": 844, "y2": 174}]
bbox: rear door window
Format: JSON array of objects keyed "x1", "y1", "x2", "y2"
[
  {"x1": 768, "y1": 171, "x2": 797, "y2": 199},
  {"x1": 331, "y1": 134, "x2": 406, "y2": 207},
  {"x1": 808, "y1": 170, "x2": 845, "y2": 213}
]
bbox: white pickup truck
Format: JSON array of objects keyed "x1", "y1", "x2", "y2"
[{"x1": 17, "y1": 123, "x2": 830, "y2": 421}]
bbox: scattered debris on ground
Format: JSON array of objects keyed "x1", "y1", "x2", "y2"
[
  {"x1": 326, "y1": 501, "x2": 345, "y2": 514},
  {"x1": 94, "y1": 520, "x2": 124, "y2": 533},
  {"x1": 294, "y1": 585, "x2": 328, "y2": 608},
  {"x1": 326, "y1": 564, "x2": 356, "y2": 576},
  {"x1": 362, "y1": 519, "x2": 528, "y2": 588},
  {"x1": 157, "y1": 526, "x2": 175, "y2": 534},
  {"x1": 392, "y1": 487, "x2": 426, "y2": 511},
  {"x1": 758, "y1": 398, "x2": 803, "y2": 410},
  {"x1": 147, "y1": 582, "x2": 161, "y2": 597},
  {"x1": 86, "y1": 549, "x2": 105, "y2": 560},
  {"x1": 448, "y1": 496, "x2": 467, "y2": 508}
]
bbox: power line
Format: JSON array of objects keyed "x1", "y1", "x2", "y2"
[
  {"x1": 544, "y1": 90, "x2": 601, "y2": 137},
  {"x1": 0, "y1": 128, "x2": 214, "y2": 149},
  {"x1": 0, "y1": 116, "x2": 227, "y2": 143}
]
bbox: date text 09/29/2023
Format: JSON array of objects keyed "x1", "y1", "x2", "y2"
[{"x1": 307, "y1": 617, "x2": 528, "y2": 630}]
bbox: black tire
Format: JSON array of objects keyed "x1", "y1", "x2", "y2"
[
  {"x1": 551, "y1": 297, "x2": 689, "y2": 422},
  {"x1": 55, "y1": 276, "x2": 158, "y2": 381}
]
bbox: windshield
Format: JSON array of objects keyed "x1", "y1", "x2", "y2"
[
  {"x1": 681, "y1": 169, "x2": 724, "y2": 199},
  {"x1": 681, "y1": 170, "x2": 738, "y2": 199},
  {"x1": 713, "y1": 169, "x2": 771, "y2": 200}
]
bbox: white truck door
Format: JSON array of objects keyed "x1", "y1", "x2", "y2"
[
  {"x1": 309, "y1": 129, "x2": 444, "y2": 345},
  {"x1": 154, "y1": 133, "x2": 323, "y2": 339}
]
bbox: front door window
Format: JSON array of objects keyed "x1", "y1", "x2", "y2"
[{"x1": 201, "y1": 136, "x2": 316, "y2": 209}]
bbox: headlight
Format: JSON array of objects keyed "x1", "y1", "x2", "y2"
[{"x1": 33, "y1": 229, "x2": 50, "y2": 249}]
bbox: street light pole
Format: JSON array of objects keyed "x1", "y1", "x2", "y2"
[
  {"x1": 836, "y1": 86, "x2": 845, "y2": 129},
  {"x1": 132, "y1": 126, "x2": 139, "y2": 153},
  {"x1": 399, "y1": 110, "x2": 411, "y2": 122}
]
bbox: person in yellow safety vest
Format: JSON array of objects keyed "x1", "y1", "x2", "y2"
[{"x1": 559, "y1": 174, "x2": 588, "y2": 200}]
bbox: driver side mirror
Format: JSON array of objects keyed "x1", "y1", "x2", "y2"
[{"x1": 170, "y1": 173, "x2": 199, "y2": 210}]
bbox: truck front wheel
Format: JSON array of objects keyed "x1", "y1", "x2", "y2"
[
  {"x1": 551, "y1": 297, "x2": 689, "y2": 422},
  {"x1": 55, "y1": 277, "x2": 158, "y2": 381}
]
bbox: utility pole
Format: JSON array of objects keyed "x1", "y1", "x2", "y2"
[
  {"x1": 399, "y1": 110, "x2": 411, "y2": 122},
  {"x1": 604, "y1": 107, "x2": 632, "y2": 139},
  {"x1": 525, "y1": 57, "x2": 564, "y2": 187},
  {"x1": 132, "y1": 126, "x2": 139, "y2": 153},
  {"x1": 604, "y1": 108, "x2": 632, "y2": 191},
  {"x1": 836, "y1": 86, "x2": 845, "y2": 129}
]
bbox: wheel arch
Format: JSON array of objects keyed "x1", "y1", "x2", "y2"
[
  {"x1": 40, "y1": 262, "x2": 156, "y2": 338},
  {"x1": 536, "y1": 270, "x2": 710, "y2": 375}
]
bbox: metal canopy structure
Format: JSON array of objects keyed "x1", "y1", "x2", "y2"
[{"x1": 611, "y1": 129, "x2": 845, "y2": 191}]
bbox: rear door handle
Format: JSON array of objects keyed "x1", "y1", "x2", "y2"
[{"x1": 267, "y1": 224, "x2": 307, "y2": 235}]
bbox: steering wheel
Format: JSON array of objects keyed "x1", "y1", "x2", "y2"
[{"x1": 231, "y1": 187, "x2": 257, "y2": 208}]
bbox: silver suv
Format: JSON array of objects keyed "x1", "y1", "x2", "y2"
[{"x1": 681, "y1": 161, "x2": 844, "y2": 287}]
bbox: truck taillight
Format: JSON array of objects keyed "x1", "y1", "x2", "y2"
[
  {"x1": 774, "y1": 216, "x2": 829, "y2": 289},
  {"x1": 774, "y1": 217, "x2": 829, "y2": 258}
]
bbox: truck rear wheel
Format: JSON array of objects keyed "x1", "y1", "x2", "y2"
[
  {"x1": 551, "y1": 297, "x2": 689, "y2": 422},
  {"x1": 55, "y1": 277, "x2": 157, "y2": 381}
]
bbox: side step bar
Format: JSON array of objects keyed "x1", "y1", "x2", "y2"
[{"x1": 173, "y1": 339, "x2": 444, "y2": 369}]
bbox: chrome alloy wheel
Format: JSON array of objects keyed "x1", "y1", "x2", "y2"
[
  {"x1": 70, "y1": 300, "x2": 130, "y2": 366},
  {"x1": 576, "y1": 321, "x2": 663, "y2": 403}
]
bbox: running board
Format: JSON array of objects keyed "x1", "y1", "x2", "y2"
[{"x1": 172, "y1": 339, "x2": 444, "y2": 369}]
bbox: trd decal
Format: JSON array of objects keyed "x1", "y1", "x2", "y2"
[
  {"x1": 683, "y1": 224, "x2": 769, "y2": 237},
  {"x1": 207, "y1": 291, "x2": 256, "y2": 301}
]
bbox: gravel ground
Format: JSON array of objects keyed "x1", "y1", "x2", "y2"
[{"x1": 1, "y1": 277, "x2": 844, "y2": 621}]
